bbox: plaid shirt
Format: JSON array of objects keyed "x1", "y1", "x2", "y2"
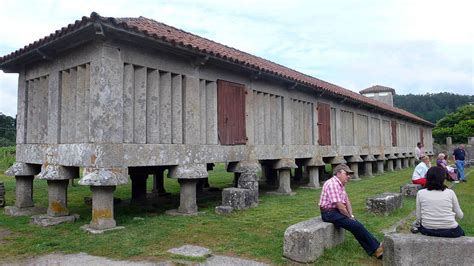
[{"x1": 319, "y1": 176, "x2": 348, "y2": 209}]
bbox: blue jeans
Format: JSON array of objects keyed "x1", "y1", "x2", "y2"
[
  {"x1": 419, "y1": 225, "x2": 465, "y2": 238},
  {"x1": 321, "y1": 210, "x2": 380, "y2": 255},
  {"x1": 455, "y1": 160, "x2": 465, "y2": 180}
]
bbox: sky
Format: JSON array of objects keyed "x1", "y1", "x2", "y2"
[{"x1": 0, "y1": 0, "x2": 473, "y2": 117}]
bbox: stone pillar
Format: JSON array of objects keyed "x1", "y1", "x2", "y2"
[
  {"x1": 409, "y1": 157, "x2": 416, "y2": 167},
  {"x1": 166, "y1": 164, "x2": 208, "y2": 216},
  {"x1": 130, "y1": 174, "x2": 148, "y2": 203},
  {"x1": 377, "y1": 161, "x2": 384, "y2": 174},
  {"x1": 4, "y1": 162, "x2": 45, "y2": 217},
  {"x1": 278, "y1": 169, "x2": 292, "y2": 194},
  {"x1": 364, "y1": 162, "x2": 373, "y2": 177},
  {"x1": 89, "y1": 186, "x2": 117, "y2": 230},
  {"x1": 305, "y1": 166, "x2": 320, "y2": 188},
  {"x1": 349, "y1": 163, "x2": 360, "y2": 179},
  {"x1": 403, "y1": 158, "x2": 409, "y2": 169},
  {"x1": 15, "y1": 175, "x2": 34, "y2": 208},
  {"x1": 396, "y1": 158, "x2": 402, "y2": 170},
  {"x1": 387, "y1": 160, "x2": 394, "y2": 172},
  {"x1": 79, "y1": 167, "x2": 128, "y2": 233},
  {"x1": 268, "y1": 158, "x2": 297, "y2": 195},
  {"x1": 446, "y1": 137, "x2": 452, "y2": 145},
  {"x1": 46, "y1": 180, "x2": 69, "y2": 217},
  {"x1": 178, "y1": 179, "x2": 199, "y2": 214},
  {"x1": 152, "y1": 168, "x2": 166, "y2": 194}
]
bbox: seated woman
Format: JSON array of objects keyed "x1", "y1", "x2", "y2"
[
  {"x1": 412, "y1": 155, "x2": 431, "y2": 186},
  {"x1": 416, "y1": 166, "x2": 465, "y2": 238},
  {"x1": 436, "y1": 153, "x2": 459, "y2": 183}
]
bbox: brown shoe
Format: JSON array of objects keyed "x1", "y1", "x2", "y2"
[{"x1": 374, "y1": 243, "x2": 383, "y2": 259}]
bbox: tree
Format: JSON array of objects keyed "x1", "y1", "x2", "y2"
[
  {"x1": 0, "y1": 113, "x2": 16, "y2": 147},
  {"x1": 432, "y1": 105, "x2": 474, "y2": 143}
]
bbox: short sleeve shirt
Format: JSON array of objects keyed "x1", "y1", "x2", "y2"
[
  {"x1": 319, "y1": 176, "x2": 348, "y2": 209},
  {"x1": 453, "y1": 148, "x2": 465, "y2": 161}
]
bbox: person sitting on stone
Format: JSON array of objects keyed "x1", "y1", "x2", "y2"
[
  {"x1": 412, "y1": 155, "x2": 431, "y2": 186},
  {"x1": 319, "y1": 164, "x2": 383, "y2": 259},
  {"x1": 415, "y1": 166, "x2": 465, "y2": 238},
  {"x1": 436, "y1": 153, "x2": 459, "y2": 183}
]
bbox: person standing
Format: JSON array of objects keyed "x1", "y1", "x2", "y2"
[
  {"x1": 415, "y1": 166, "x2": 465, "y2": 237},
  {"x1": 319, "y1": 164, "x2": 383, "y2": 259},
  {"x1": 453, "y1": 144, "x2": 466, "y2": 182},
  {"x1": 415, "y1": 142, "x2": 425, "y2": 164}
]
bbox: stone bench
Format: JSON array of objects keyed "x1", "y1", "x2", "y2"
[
  {"x1": 283, "y1": 217, "x2": 344, "y2": 263},
  {"x1": 366, "y1": 192, "x2": 403, "y2": 215},
  {"x1": 400, "y1": 183, "x2": 422, "y2": 197},
  {"x1": 384, "y1": 233, "x2": 474, "y2": 265}
]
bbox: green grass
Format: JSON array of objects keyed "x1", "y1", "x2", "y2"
[{"x1": 0, "y1": 153, "x2": 473, "y2": 265}]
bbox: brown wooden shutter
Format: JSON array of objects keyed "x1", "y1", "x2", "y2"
[
  {"x1": 217, "y1": 80, "x2": 246, "y2": 145},
  {"x1": 391, "y1": 120, "x2": 398, "y2": 146},
  {"x1": 317, "y1": 102, "x2": 331, "y2": 145},
  {"x1": 419, "y1": 128, "x2": 424, "y2": 144}
]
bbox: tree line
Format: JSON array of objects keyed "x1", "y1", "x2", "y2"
[{"x1": 0, "y1": 113, "x2": 16, "y2": 147}]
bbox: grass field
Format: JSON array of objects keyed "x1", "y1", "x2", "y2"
[{"x1": 0, "y1": 148, "x2": 472, "y2": 265}]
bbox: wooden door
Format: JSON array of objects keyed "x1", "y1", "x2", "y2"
[{"x1": 217, "y1": 80, "x2": 246, "y2": 145}]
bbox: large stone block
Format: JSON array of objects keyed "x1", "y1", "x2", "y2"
[
  {"x1": 366, "y1": 192, "x2": 403, "y2": 215},
  {"x1": 221, "y1": 188, "x2": 256, "y2": 210},
  {"x1": 400, "y1": 183, "x2": 423, "y2": 197},
  {"x1": 283, "y1": 217, "x2": 344, "y2": 263},
  {"x1": 383, "y1": 233, "x2": 474, "y2": 265}
]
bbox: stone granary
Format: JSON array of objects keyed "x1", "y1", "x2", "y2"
[{"x1": 0, "y1": 12, "x2": 434, "y2": 231}]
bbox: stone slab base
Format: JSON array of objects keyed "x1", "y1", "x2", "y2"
[
  {"x1": 167, "y1": 244, "x2": 211, "y2": 258},
  {"x1": 400, "y1": 183, "x2": 422, "y2": 197},
  {"x1": 4, "y1": 206, "x2": 46, "y2": 217},
  {"x1": 165, "y1": 209, "x2": 206, "y2": 216},
  {"x1": 366, "y1": 192, "x2": 403, "y2": 215},
  {"x1": 31, "y1": 214, "x2": 80, "y2": 227},
  {"x1": 266, "y1": 191, "x2": 297, "y2": 196},
  {"x1": 80, "y1": 224, "x2": 125, "y2": 234},
  {"x1": 215, "y1": 205, "x2": 234, "y2": 214}
]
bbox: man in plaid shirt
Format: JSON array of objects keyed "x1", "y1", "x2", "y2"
[{"x1": 319, "y1": 164, "x2": 383, "y2": 259}]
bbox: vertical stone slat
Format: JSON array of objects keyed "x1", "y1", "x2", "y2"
[
  {"x1": 256, "y1": 92, "x2": 264, "y2": 144},
  {"x1": 84, "y1": 63, "x2": 91, "y2": 142},
  {"x1": 199, "y1": 80, "x2": 207, "y2": 144},
  {"x1": 38, "y1": 76, "x2": 49, "y2": 143},
  {"x1": 146, "y1": 69, "x2": 160, "y2": 144},
  {"x1": 159, "y1": 72, "x2": 172, "y2": 143},
  {"x1": 264, "y1": 93, "x2": 271, "y2": 144},
  {"x1": 123, "y1": 64, "x2": 134, "y2": 143},
  {"x1": 283, "y1": 97, "x2": 292, "y2": 145},
  {"x1": 76, "y1": 65, "x2": 86, "y2": 143},
  {"x1": 26, "y1": 79, "x2": 34, "y2": 143},
  {"x1": 269, "y1": 95, "x2": 276, "y2": 144},
  {"x1": 183, "y1": 76, "x2": 200, "y2": 144},
  {"x1": 16, "y1": 72, "x2": 27, "y2": 144},
  {"x1": 47, "y1": 70, "x2": 60, "y2": 144},
  {"x1": 206, "y1": 81, "x2": 218, "y2": 144},
  {"x1": 171, "y1": 74, "x2": 182, "y2": 144},
  {"x1": 133, "y1": 66, "x2": 147, "y2": 144},
  {"x1": 59, "y1": 71, "x2": 70, "y2": 144},
  {"x1": 68, "y1": 68, "x2": 77, "y2": 143},
  {"x1": 276, "y1": 96, "x2": 283, "y2": 145}
]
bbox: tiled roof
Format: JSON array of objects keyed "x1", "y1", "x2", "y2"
[
  {"x1": 0, "y1": 12, "x2": 433, "y2": 126},
  {"x1": 360, "y1": 85, "x2": 396, "y2": 94}
]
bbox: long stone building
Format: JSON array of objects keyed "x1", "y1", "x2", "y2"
[{"x1": 0, "y1": 12, "x2": 434, "y2": 232}]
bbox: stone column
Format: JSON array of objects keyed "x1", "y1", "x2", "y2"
[
  {"x1": 402, "y1": 157, "x2": 409, "y2": 169},
  {"x1": 277, "y1": 169, "x2": 292, "y2": 194},
  {"x1": 130, "y1": 174, "x2": 148, "y2": 204},
  {"x1": 377, "y1": 161, "x2": 384, "y2": 174},
  {"x1": 166, "y1": 164, "x2": 208, "y2": 216},
  {"x1": 396, "y1": 157, "x2": 403, "y2": 170},
  {"x1": 350, "y1": 163, "x2": 360, "y2": 179},
  {"x1": 364, "y1": 162, "x2": 373, "y2": 177},
  {"x1": 4, "y1": 162, "x2": 44, "y2": 216},
  {"x1": 268, "y1": 158, "x2": 297, "y2": 195},
  {"x1": 79, "y1": 167, "x2": 128, "y2": 233},
  {"x1": 409, "y1": 157, "x2": 416, "y2": 167},
  {"x1": 15, "y1": 175, "x2": 34, "y2": 208},
  {"x1": 46, "y1": 179, "x2": 69, "y2": 217},
  {"x1": 89, "y1": 186, "x2": 117, "y2": 230},
  {"x1": 178, "y1": 179, "x2": 199, "y2": 214},
  {"x1": 387, "y1": 160, "x2": 394, "y2": 172},
  {"x1": 305, "y1": 166, "x2": 320, "y2": 188},
  {"x1": 152, "y1": 168, "x2": 166, "y2": 194}
]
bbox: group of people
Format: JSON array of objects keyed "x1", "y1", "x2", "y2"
[{"x1": 317, "y1": 144, "x2": 467, "y2": 259}]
